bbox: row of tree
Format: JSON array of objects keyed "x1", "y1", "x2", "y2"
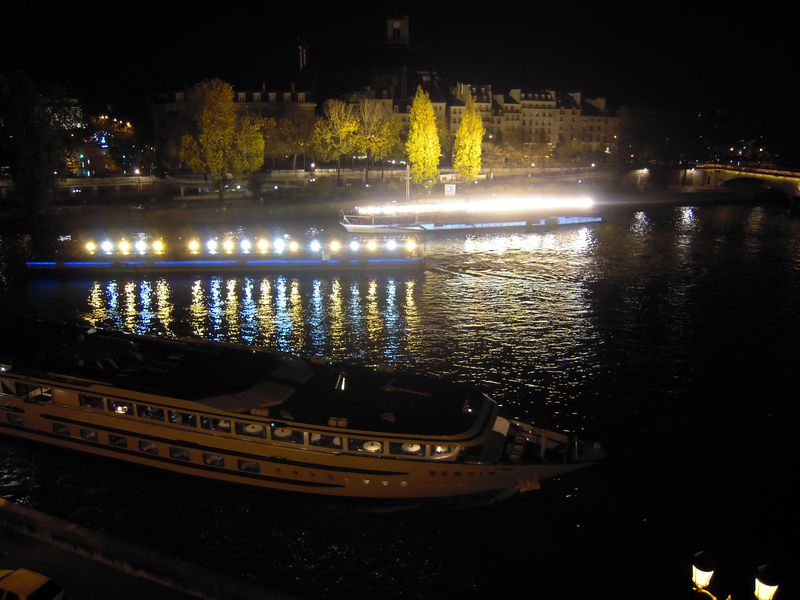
[{"x1": 178, "y1": 79, "x2": 487, "y2": 195}]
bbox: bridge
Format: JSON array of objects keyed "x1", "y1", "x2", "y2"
[{"x1": 690, "y1": 163, "x2": 800, "y2": 205}]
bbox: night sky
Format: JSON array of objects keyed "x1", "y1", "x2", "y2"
[{"x1": 3, "y1": 3, "x2": 795, "y2": 148}]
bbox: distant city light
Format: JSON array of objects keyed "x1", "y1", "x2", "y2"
[
  {"x1": 207, "y1": 239, "x2": 218, "y2": 253},
  {"x1": 240, "y1": 239, "x2": 252, "y2": 253},
  {"x1": 188, "y1": 239, "x2": 200, "y2": 254},
  {"x1": 85, "y1": 241, "x2": 97, "y2": 254},
  {"x1": 134, "y1": 240, "x2": 147, "y2": 254},
  {"x1": 152, "y1": 240, "x2": 165, "y2": 254},
  {"x1": 257, "y1": 238, "x2": 269, "y2": 253},
  {"x1": 350, "y1": 240, "x2": 360, "y2": 252},
  {"x1": 118, "y1": 239, "x2": 131, "y2": 254},
  {"x1": 273, "y1": 239, "x2": 286, "y2": 253},
  {"x1": 386, "y1": 239, "x2": 398, "y2": 251},
  {"x1": 288, "y1": 240, "x2": 300, "y2": 252},
  {"x1": 222, "y1": 239, "x2": 235, "y2": 254},
  {"x1": 310, "y1": 240, "x2": 322, "y2": 252},
  {"x1": 329, "y1": 240, "x2": 341, "y2": 252}
]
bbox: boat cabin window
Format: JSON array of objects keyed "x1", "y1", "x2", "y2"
[
  {"x1": 52, "y1": 423, "x2": 70, "y2": 436},
  {"x1": 11, "y1": 382, "x2": 31, "y2": 397},
  {"x1": 309, "y1": 433, "x2": 343, "y2": 449},
  {"x1": 430, "y1": 444, "x2": 461, "y2": 460},
  {"x1": 80, "y1": 428, "x2": 98, "y2": 441},
  {"x1": 389, "y1": 441, "x2": 425, "y2": 456},
  {"x1": 108, "y1": 399, "x2": 133, "y2": 416},
  {"x1": 6, "y1": 413, "x2": 23, "y2": 426},
  {"x1": 238, "y1": 460, "x2": 261, "y2": 473},
  {"x1": 203, "y1": 453, "x2": 225, "y2": 467},
  {"x1": 137, "y1": 404, "x2": 165, "y2": 421},
  {"x1": 109, "y1": 435, "x2": 127, "y2": 448},
  {"x1": 235, "y1": 421, "x2": 266, "y2": 438},
  {"x1": 79, "y1": 394, "x2": 104, "y2": 409},
  {"x1": 0, "y1": 379, "x2": 15, "y2": 396},
  {"x1": 170, "y1": 447, "x2": 190, "y2": 460},
  {"x1": 139, "y1": 441, "x2": 158, "y2": 454},
  {"x1": 12, "y1": 382, "x2": 52, "y2": 402},
  {"x1": 169, "y1": 410, "x2": 196, "y2": 427},
  {"x1": 200, "y1": 416, "x2": 232, "y2": 433},
  {"x1": 270, "y1": 423, "x2": 305, "y2": 444},
  {"x1": 348, "y1": 439, "x2": 384, "y2": 454}
]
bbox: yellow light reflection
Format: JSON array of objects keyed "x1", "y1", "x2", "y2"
[
  {"x1": 225, "y1": 278, "x2": 239, "y2": 337},
  {"x1": 155, "y1": 279, "x2": 173, "y2": 333},
  {"x1": 189, "y1": 279, "x2": 207, "y2": 336}
]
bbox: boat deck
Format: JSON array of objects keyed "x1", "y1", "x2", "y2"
[{"x1": 1, "y1": 320, "x2": 487, "y2": 437}]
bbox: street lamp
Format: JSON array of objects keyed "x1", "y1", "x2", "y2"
[
  {"x1": 134, "y1": 168, "x2": 141, "y2": 192},
  {"x1": 691, "y1": 552, "x2": 779, "y2": 600}
]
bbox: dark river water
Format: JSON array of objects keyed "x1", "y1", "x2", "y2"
[{"x1": 1, "y1": 201, "x2": 798, "y2": 599}]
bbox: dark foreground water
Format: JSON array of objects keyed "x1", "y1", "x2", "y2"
[{"x1": 1, "y1": 202, "x2": 798, "y2": 599}]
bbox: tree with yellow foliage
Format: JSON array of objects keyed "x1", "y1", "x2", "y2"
[
  {"x1": 310, "y1": 99, "x2": 359, "y2": 186},
  {"x1": 354, "y1": 99, "x2": 398, "y2": 183},
  {"x1": 453, "y1": 91, "x2": 484, "y2": 182},
  {"x1": 179, "y1": 79, "x2": 265, "y2": 200},
  {"x1": 406, "y1": 85, "x2": 440, "y2": 192}
]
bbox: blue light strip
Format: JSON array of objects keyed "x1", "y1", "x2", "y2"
[
  {"x1": 151, "y1": 260, "x2": 239, "y2": 266},
  {"x1": 25, "y1": 262, "x2": 58, "y2": 267},
  {"x1": 63, "y1": 261, "x2": 112, "y2": 267}
]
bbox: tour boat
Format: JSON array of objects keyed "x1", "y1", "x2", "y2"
[
  {"x1": 339, "y1": 194, "x2": 602, "y2": 235},
  {"x1": 0, "y1": 319, "x2": 604, "y2": 499}
]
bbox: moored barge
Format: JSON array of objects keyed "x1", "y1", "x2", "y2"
[{"x1": 0, "y1": 319, "x2": 604, "y2": 499}]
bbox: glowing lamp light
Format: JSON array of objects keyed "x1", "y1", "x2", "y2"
[
  {"x1": 152, "y1": 240, "x2": 165, "y2": 254},
  {"x1": 755, "y1": 565, "x2": 779, "y2": 600},
  {"x1": 433, "y1": 445, "x2": 451, "y2": 454},
  {"x1": 222, "y1": 239, "x2": 235, "y2": 254},
  {"x1": 350, "y1": 240, "x2": 360, "y2": 252},
  {"x1": 386, "y1": 239, "x2": 398, "y2": 251},
  {"x1": 85, "y1": 241, "x2": 97, "y2": 254},
  {"x1": 134, "y1": 240, "x2": 147, "y2": 254},
  {"x1": 207, "y1": 239, "x2": 218, "y2": 254},
  {"x1": 118, "y1": 239, "x2": 131, "y2": 254},
  {"x1": 188, "y1": 239, "x2": 200, "y2": 254},
  {"x1": 366, "y1": 239, "x2": 378, "y2": 252},
  {"x1": 256, "y1": 238, "x2": 269, "y2": 254},
  {"x1": 240, "y1": 239, "x2": 252, "y2": 253},
  {"x1": 101, "y1": 240, "x2": 114, "y2": 254},
  {"x1": 273, "y1": 239, "x2": 286, "y2": 254},
  {"x1": 288, "y1": 240, "x2": 300, "y2": 252},
  {"x1": 691, "y1": 552, "x2": 714, "y2": 590},
  {"x1": 329, "y1": 240, "x2": 341, "y2": 252},
  {"x1": 309, "y1": 240, "x2": 321, "y2": 252},
  {"x1": 404, "y1": 239, "x2": 416, "y2": 252}
]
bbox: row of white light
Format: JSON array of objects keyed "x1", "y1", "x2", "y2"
[
  {"x1": 86, "y1": 238, "x2": 416, "y2": 255},
  {"x1": 355, "y1": 194, "x2": 594, "y2": 217},
  {"x1": 86, "y1": 240, "x2": 165, "y2": 255}
]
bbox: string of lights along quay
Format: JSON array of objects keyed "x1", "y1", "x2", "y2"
[{"x1": 25, "y1": 233, "x2": 425, "y2": 274}]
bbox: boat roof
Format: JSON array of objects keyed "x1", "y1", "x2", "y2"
[{"x1": 0, "y1": 319, "x2": 490, "y2": 437}]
